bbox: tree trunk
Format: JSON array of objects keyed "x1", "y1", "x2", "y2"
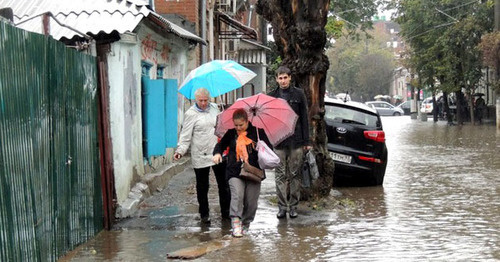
[
  {"x1": 256, "y1": 0, "x2": 334, "y2": 198},
  {"x1": 432, "y1": 96, "x2": 438, "y2": 122},
  {"x1": 456, "y1": 90, "x2": 465, "y2": 125},
  {"x1": 468, "y1": 90, "x2": 475, "y2": 125}
]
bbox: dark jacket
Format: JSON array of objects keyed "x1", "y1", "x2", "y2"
[
  {"x1": 268, "y1": 86, "x2": 310, "y2": 149},
  {"x1": 213, "y1": 122, "x2": 272, "y2": 181}
]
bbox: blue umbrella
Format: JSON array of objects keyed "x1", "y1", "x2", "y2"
[{"x1": 178, "y1": 60, "x2": 257, "y2": 99}]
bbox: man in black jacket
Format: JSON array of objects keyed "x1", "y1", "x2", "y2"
[{"x1": 268, "y1": 66, "x2": 312, "y2": 219}]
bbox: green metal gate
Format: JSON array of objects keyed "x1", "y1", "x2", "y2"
[{"x1": 0, "y1": 21, "x2": 103, "y2": 261}]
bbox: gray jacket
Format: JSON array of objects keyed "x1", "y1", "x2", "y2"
[{"x1": 175, "y1": 103, "x2": 219, "y2": 169}]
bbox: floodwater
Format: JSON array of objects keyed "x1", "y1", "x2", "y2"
[{"x1": 61, "y1": 117, "x2": 500, "y2": 261}]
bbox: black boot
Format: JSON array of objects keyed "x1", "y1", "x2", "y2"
[
  {"x1": 276, "y1": 208, "x2": 287, "y2": 219},
  {"x1": 289, "y1": 207, "x2": 298, "y2": 218}
]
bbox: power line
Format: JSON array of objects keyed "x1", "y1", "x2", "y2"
[
  {"x1": 435, "y1": 8, "x2": 459, "y2": 22},
  {"x1": 443, "y1": 0, "x2": 478, "y2": 11},
  {"x1": 334, "y1": 8, "x2": 360, "y2": 15},
  {"x1": 334, "y1": 14, "x2": 358, "y2": 28}
]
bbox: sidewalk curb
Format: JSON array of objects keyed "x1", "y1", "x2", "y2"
[{"x1": 116, "y1": 157, "x2": 191, "y2": 218}]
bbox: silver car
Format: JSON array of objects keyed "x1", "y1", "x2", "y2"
[{"x1": 365, "y1": 101, "x2": 404, "y2": 116}]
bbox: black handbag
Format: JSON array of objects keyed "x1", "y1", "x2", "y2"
[{"x1": 239, "y1": 163, "x2": 264, "y2": 183}]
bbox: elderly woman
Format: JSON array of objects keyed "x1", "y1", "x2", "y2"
[
  {"x1": 213, "y1": 108, "x2": 272, "y2": 237},
  {"x1": 174, "y1": 88, "x2": 230, "y2": 224}
]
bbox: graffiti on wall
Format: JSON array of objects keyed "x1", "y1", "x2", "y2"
[
  {"x1": 141, "y1": 34, "x2": 158, "y2": 64},
  {"x1": 161, "y1": 44, "x2": 171, "y2": 61},
  {"x1": 141, "y1": 34, "x2": 173, "y2": 67}
]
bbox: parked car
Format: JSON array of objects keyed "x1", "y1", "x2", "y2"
[
  {"x1": 365, "y1": 101, "x2": 404, "y2": 116},
  {"x1": 420, "y1": 94, "x2": 457, "y2": 115},
  {"x1": 420, "y1": 97, "x2": 434, "y2": 114},
  {"x1": 396, "y1": 100, "x2": 411, "y2": 115},
  {"x1": 325, "y1": 97, "x2": 388, "y2": 186}
]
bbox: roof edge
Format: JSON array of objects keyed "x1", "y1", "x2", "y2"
[{"x1": 147, "y1": 12, "x2": 206, "y2": 45}]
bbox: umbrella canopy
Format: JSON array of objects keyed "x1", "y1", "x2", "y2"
[
  {"x1": 393, "y1": 94, "x2": 403, "y2": 100},
  {"x1": 215, "y1": 93, "x2": 298, "y2": 146},
  {"x1": 178, "y1": 60, "x2": 257, "y2": 99},
  {"x1": 374, "y1": 94, "x2": 391, "y2": 100},
  {"x1": 473, "y1": 93, "x2": 485, "y2": 97}
]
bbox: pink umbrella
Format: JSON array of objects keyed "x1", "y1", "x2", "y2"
[{"x1": 215, "y1": 93, "x2": 298, "y2": 146}]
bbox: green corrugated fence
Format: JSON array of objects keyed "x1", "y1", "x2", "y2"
[{"x1": 0, "y1": 21, "x2": 103, "y2": 261}]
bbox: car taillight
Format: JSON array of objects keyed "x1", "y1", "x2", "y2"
[
  {"x1": 358, "y1": 156, "x2": 384, "y2": 163},
  {"x1": 364, "y1": 130, "x2": 385, "y2": 142}
]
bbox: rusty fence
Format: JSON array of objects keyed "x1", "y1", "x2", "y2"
[{"x1": 0, "y1": 21, "x2": 103, "y2": 261}]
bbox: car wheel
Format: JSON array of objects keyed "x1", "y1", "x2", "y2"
[{"x1": 393, "y1": 112, "x2": 401, "y2": 116}]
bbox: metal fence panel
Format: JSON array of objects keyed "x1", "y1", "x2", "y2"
[{"x1": 0, "y1": 21, "x2": 103, "y2": 261}]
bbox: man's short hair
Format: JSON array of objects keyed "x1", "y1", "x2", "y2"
[
  {"x1": 276, "y1": 66, "x2": 291, "y2": 76},
  {"x1": 194, "y1": 88, "x2": 211, "y2": 98}
]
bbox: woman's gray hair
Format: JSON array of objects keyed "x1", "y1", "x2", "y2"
[{"x1": 194, "y1": 88, "x2": 211, "y2": 98}]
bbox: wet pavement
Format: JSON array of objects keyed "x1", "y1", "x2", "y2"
[{"x1": 60, "y1": 117, "x2": 500, "y2": 261}]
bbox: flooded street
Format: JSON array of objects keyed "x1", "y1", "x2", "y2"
[{"x1": 62, "y1": 117, "x2": 500, "y2": 261}]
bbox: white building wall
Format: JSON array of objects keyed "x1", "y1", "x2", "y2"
[{"x1": 107, "y1": 41, "x2": 144, "y2": 204}]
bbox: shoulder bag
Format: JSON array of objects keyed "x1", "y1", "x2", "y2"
[
  {"x1": 240, "y1": 163, "x2": 264, "y2": 183},
  {"x1": 255, "y1": 127, "x2": 280, "y2": 169}
]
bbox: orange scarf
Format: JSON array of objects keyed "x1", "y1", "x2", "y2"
[{"x1": 236, "y1": 131, "x2": 254, "y2": 162}]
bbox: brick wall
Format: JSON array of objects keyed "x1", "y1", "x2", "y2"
[{"x1": 155, "y1": 0, "x2": 199, "y2": 25}]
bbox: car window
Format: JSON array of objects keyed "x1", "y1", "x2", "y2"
[{"x1": 325, "y1": 104, "x2": 379, "y2": 127}]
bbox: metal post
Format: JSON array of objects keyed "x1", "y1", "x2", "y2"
[{"x1": 200, "y1": 0, "x2": 207, "y2": 64}]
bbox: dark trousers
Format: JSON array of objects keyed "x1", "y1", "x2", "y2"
[{"x1": 194, "y1": 162, "x2": 230, "y2": 218}]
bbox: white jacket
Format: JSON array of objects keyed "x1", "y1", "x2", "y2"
[{"x1": 175, "y1": 103, "x2": 219, "y2": 169}]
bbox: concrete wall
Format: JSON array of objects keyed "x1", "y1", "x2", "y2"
[{"x1": 107, "y1": 40, "x2": 144, "y2": 204}]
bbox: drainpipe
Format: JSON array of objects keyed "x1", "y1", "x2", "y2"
[
  {"x1": 208, "y1": 5, "x2": 214, "y2": 60},
  {"x1": 260, "y1": 15, "x2": 267, "y2": 44},
  {"x1": 247, "y1": 5, "x2": 253, "y2": 27},
  {"x1": 201, "y1": 0, "x2": 207, "y2": 63}
]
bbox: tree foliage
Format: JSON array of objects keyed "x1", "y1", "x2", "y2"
[
  {"x1": 393, "y1": 0, "x2": 494, "y2": 124},
  {"x1": 479, "y1": 31, "x2": 500, "y2": 92},
  {"x1": 326, "y1": 24, "x2": 395, "y2": 101},
  {"x1": 328, "y1": 0, "x2": 387, "y2": 40}
]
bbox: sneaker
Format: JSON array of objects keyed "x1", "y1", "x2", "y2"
[
  {"x1": 289, "y1": 208, "x2": 298, "y2": 218},
  {"x1": 231, "y1": 217, "x2": 243, "y2": 238}
]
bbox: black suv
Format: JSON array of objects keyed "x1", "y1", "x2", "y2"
[{"x1": 324, "y1": 97, "x2": 388, "y2": 186}]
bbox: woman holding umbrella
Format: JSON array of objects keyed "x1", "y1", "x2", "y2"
[
  {"x1": 212, "y1": 109, "x2": 272, "y2": 237},
  {"x1": 174, "y1": 88, "x2": 230, "y2": 224}
]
